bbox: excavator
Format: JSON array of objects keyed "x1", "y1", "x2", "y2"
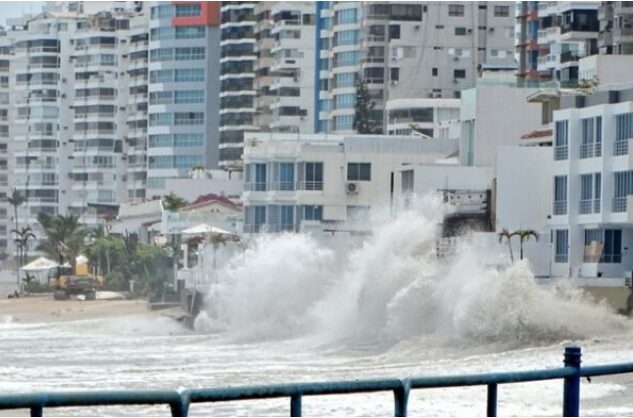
[{"x1": 48, "y1": 255, "x2": 104, "y2": 301}]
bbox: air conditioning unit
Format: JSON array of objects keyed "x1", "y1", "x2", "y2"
[{"x1": 346, "y1": 182, "x2": 359, "y2": 194}]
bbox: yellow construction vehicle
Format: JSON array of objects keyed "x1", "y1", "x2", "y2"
[{"x1": 48, "y1": 255, "x2": 104, "y2": 300}]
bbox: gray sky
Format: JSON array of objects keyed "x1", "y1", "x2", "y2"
[{"x1": 0, "y1": 1, "x2": 44, "y2": 26}]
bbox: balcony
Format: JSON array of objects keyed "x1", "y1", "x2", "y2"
[
  {"x1": 553, "y1": 200, "x2": 567, "y2": 215},
  {"x1": 579, "y1": 199, "x2": 592, "y2": 214},
  {"x1": 613, "y1": 197, "x2": 627, "y2": 212},
  {"x1": 554, "y1": 146, "x2": 568, "y2": 161},
  {"x1": 614, "y1": 140, "x2": 628, "y2": 156},
  {"x1": 580, "y1": 142, "x2": 602, "y2": 159},
  {"x1": 560, "y1": 51, "x2": 581, "y2": 64},
  {"x1": 244, "y1": 181, "x2": 267, "y2": 191},
  {"x1": 297, "y1": 181, "x2": 323, "y2": 191}
]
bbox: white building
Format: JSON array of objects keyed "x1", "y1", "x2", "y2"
[
  {"x1": 385, "y1": 98, "x2": 460, "y2": 137},
  {"x1": 550, "y1": 85, "x2": 633, "y2": 281},
  {"x1": 316, "y1": 1, "x2": 516, "y2": 134},
  {"x1": 147, "y1": 1, "x2": 221, "y2": 198},
  {"x1": 241, "y1": 133, "x2": 459, "y2": 233}
]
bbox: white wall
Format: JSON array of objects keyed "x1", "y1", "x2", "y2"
[{"x1": 496, "y1": 146, "x2": 553, "y2": 276}]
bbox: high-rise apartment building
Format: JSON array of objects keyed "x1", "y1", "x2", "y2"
[
  {"x1": 147, "y1": 1, "x2": 221, "y2": 198},
  {"x1": 0, "y1": 35, "x2": 10, "y2": 253},
  {"x1": 516, "y1": 2, "x2": 600, "y2": 84},
  {"x1": 315, "y1": 2, "x2": 516, "y2": 134},
  {"x1": 599, "y1": 2, "x2": 633, "y2": 55}
]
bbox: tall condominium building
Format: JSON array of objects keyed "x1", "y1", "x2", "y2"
[
  {"x1": 0, "y1": 35, "x2": 9, "y2": 253},
  {"x1": 315, "y1": 2, "x2": 516, "y2": 134},
  {"x1": 516, "y1": 2, "x2": 600, "y2": 84},
  {"x1": 147, "y1": 1, "x2": 220, "y2": 198},
  {"x1": 219, "y1": 2, "x2": 257, "y2": 170},
  {"x1": 599, "y1": 2, "x2": 633, "y2": 55}
]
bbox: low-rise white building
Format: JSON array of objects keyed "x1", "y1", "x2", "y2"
[
  {"x1": 241, "y1": 133, "x2": 458, "y2": 233},
  {"x1": 385, "y1": 98, "x2": 460, "y2": 138}
]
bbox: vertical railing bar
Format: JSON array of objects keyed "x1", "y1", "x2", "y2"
[
  {"x1": 30, "y1": 405, "x2": 43, "y2": 417},
  {"x1": 170, "y1": 394, "x2": 190, "y2": 417},
  {"x1": 486, "y1": 383, "x2": 498, "y2": 417},
  {"x1": 290, "y1": 393, "x2": 302, "y2": 417},
  {"x1": 394, "y1": 381, "x2": 410, "y2": 417},
  {"x1": 563, "y1": 346, "x2": 582, "y2": 417}
]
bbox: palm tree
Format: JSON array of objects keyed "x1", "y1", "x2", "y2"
[
  {"x1": 515, "y1": 229, "x2": 538, "y2": 260},
  {"x1": 162, "y1": 193, "x2": 188, "y2": 212},
  {"x1": 37, "y1": 213, "x2": 87, "y2": 265},
  {"x1": 11, "y1": 226, "x2": 36, "y2": 267},
  {"x1": 7, "y1": 189, "x2": 25, "y2": 235},
  {"x1": 498, "y1": 228, "x2": 516, "y2": 263}
]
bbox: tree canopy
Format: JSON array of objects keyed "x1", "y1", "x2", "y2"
[{"x1": 353, "y1": 79, "x2": 382, "y2": 134}]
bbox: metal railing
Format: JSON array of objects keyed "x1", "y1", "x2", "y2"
[
  {"x1": 554, "y1": 146, "x2": 568, "y2": 160},
  {"x1": 613, "y1": 197, "x2": 627, "y2": 212},
  {"x1": 578, "y1": 199, "x2": 592, "y2": 214},
  {"x1": 614, "y1": 140, "x2": 628, "y2": 156},
  {"x1": 1, "y1": 347, "x2": 632, "y2": 417},
  {"x1": 553, "y1": 200, "x2": 567, "y2": 215}
]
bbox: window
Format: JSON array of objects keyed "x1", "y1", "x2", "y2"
[
  {"x1": 149, "y1": 113, "x2": 172, "y2": 126},
  {"x1": 455, "y1": 27, "x2": 467, "y2": 36},
  {"x1": 174, "y1": 134, "x2": 203, "y2": 147},
  {"x1": 149, "y1": 48, "x2": 173, "y2": 62},
  {"x1": 251, "y1": 163, "x2": 267, "y2": 191},
  {"x1": 613, "y1": 170, "x2": 633, "y2": 212},
  {"x1": 150, "y1": 27, "x2": 174, "y2": 40},
  {"x1": 279, "y1": 206, "x2": 294, "y2": 231},
  {"x1": 553, "y1": 175, "x2": 567, "y2": 215},
  {"x1": 175, "y1": 47, "x2": 205, "y2": 61},
  {"x1": 303, "y1": 162, "x2": 323, "y2": 190},
  {"x1": 175, "y1": 90, "x2": 204, "y2": 104},
  {"x1": 335, "y1": 115, "x2": 354, "y2": 130},
  {"x1": 494, "y1": 5, "x2": 510, "y2": 17},
  {"x1": 175, "y1": 26, "x2": 205, "y2": 39},
  {"x1": 303, "y1": 205, "x2": 323, "y2": 221},
  {"x1": 175, "y1": 68, "x2": 204, "y2": 82},
  {"x1": 584, "y1": 229, "x2": 622, "y2": 263},
  {"x1": 448, "y1": 4, "x2": 465, "y2": 17},
  {"x1": 175, "y1": 4, "x2": 200, "y2": 17},
  {"x1": 336, "y1": 30, "x2": 358, "y2": 46},
  {"x1": 335, "y1": 93, "x2": 355, "y2": 109},
  {"x1": 275, "y1": 162, "x2": 295, "y2": 191},
  {"x1": 174, "y1": 112, "x2": 203, "y2": 125},
  {"x1": 432, "y1": 67, "x2": 438, "y2": 76},
  {"x1": 347, "y1": 206, "x2": 370, "y2": 224},
  {"x1": 454, "y1": 69, "x2": 466, "y2": 79},
  {"x1": 391, "y1": 67, "x2": 399, "y2": 82},
  {"x1": 402, "y1": 170, "x2": 414, "y2": 193},
  {"x1": 174, "y1": 155, "x2": 203, "y2": 169},
  {"x1": 334, "y1": 51, "x2": 360, "y2": 67},
  {"x1": 149, "y1": 91, "x2": 173, "y2": 105},
  {"x1": 336, "y1": 8, "x2": 357, "y2": 24},
  {"x1": 388, "y1": 24, "x2": 400, "y2": 40},
  {"x1": 336, "y1": 72, "x2": 357, "y2": 88},
  {"x1": 555, "y1": 120, "x2": 569, "y2": 160},
  {"x1": 347, "y1": 162, "x2": 371, "y2": 181},
  {"x1": 150, "y1": 69, "x2": 173, "y2": 83},
  {"x1": 555, "y1": 230, "x2": 569, "y2": 263},
  {"x1": 151, "y1": 4, "x2": 173, "y2": 19},
  {"x1": 615, "y1": 113, "x2": 633, "y2": 155},
  {"x1": 149, "y1": 156, "x2": 172, "y2": 169},
  {"x1": 149, "y1": 134, "x2": 172, "y2": 147}
]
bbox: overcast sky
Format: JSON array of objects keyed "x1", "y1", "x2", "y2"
[{"x1": 0, "y1": 2, "x2": 44, "y2": 26}]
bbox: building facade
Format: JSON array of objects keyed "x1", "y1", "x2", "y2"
[
  {"x1": 147, "y1": 1, "x2": 221, "y2": 198},
  {"x1": 599, "y1": 2, "x2": 633, "y2": 55},
  {"x1": 241, "y1": 133, "x2": 458, "y2": 233},
  {"x1": 316, "y1": 1, "x2": 516, "y2": 134}
]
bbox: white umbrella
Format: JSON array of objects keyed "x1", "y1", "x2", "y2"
[{"x1": 21, "y1": 257, "x2": 59, "y2": 272}]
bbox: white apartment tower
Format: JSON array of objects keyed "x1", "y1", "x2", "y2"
[{"x1": 315, "y1": 2, "x2": 516, "y2": 134}]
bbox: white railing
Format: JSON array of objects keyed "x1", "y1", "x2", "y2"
[
  {"x1": 614, "y1": 140, "x2": 628, "y2": 156},
  {"x1": 555, "y1": 146, "x2": 568, "y2": 160},
  {"x1": 579, "y1": 199, "x2": 593, "y2": 214},
  {"x1": 297, "y1": 181, "x2": 323, "y2": 191},
  {"x1": 579, "y1": 143, "x2": 594, "y2": 159},
  {"x1": 553, "y1": 201, "x2": 567, "y2": 215},
  {"x1": 613, "y1": 197, "x2": 627, "y2": 212}
]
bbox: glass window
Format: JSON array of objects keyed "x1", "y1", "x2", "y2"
[
  {"x1": 336, "y1": 30, "x2": 359, "y2": 46},
  {"x1": 448, "y1": 4, "x2": 465, "y2": 16},
  {"x1": 149, "y1": 48, "x2": 173, "y2": 62},
  {"x1": 336, "y1": 8, "x2": 358, "y2": 24},
  {"x1": 150, "y1": 69, "x2": 173, "y2": 83},
  {"x1": 149, "y1": 155, "x2": 172, "y2": 168},
  {"x1": 175, "y1": 47, "x2": 205, "y2": 61},
  {"x1": 555, "y1": 230, "x2": 569, "y2": 263},
  {"x1": 553, "y1": 175, "x2": 567, "y2": 215},
  {"x1": 347, "y1": 162, "x2": 371, "y2": 181},
  {"x1": 277, "y1": 162, "x2": 295, "y2": 191},
  {"x1": 174, "y1": 133, "x2": 203, "y2": 147},
  {"x1": 174, "y1": 155, "x2": 203, "y2": 168},
  {"x1": 149, "y1": 113, "x2": 173, "y2": 126},
  {"x1": 494, "y1": 5, "x2": 510, "y2": 17},
  {"x1": 175, "y1": 26, "x2": 205, "y2": 39},
  {"x1": 304, "y1": 162, "x2": 323, "y2": 190},
  {"x1": 336, "y1": 72, "x2": 357, "y2": 88},
  {"x1": 335, "y1": 93, "x2": 355, "y2": 109},
  {"x1": 175, "y1": 69, "x2": 204, "y2": 82},
  {"x1": 175, "y1": 90, "x2": 204, "y2": 104},
  {"x1": 149, "y1": 91, "x2": 173, "y2": 105},
  {"x1": 149, "y1": 134, "x2": 172, "y2": 147},
  {"x1": 303, "y1": 205, "x2": 323, "y2": 221},
  {"x1": 174, "y1": 112, "x2": 204, "y2": 125},
  {"x1": 175, "y1": 4, "x2": 201, "y2": 17}
]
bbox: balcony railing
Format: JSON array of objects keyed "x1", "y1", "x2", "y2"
[
  {"x1": 614, "y1": 140, "x2": 628, "y2": 156},
  {"x1": 579, "y1": 143, "x2": 594, "y2": 159},
  {"x1": 553, "y1": 200, "x2": 567, "y2": 215},
  {"x1": 297, "y1": 181, "x2": 323, "y2": 191},
  {"x1": 554, "y1": 146, "x2": 568, "y2": 160},
  {"x1": 244, "y1": 182, "x2": 267, "y2": 191},
  {"x1": 270, "y1": 181, "x2": 295, "y2": 191},
  {"x1": 613, "y1": 197, "x2": 627, "y2": 212},
  {"x1": 594, "y1": 199, "x2": 601, "y2": 213},
  {"x1": 579, "y1": 199, "x2": 592, "y2": 214}
]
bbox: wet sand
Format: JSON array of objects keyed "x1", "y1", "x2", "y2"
[{"x1": 0, "y1": 294, "x2": 151, "y2": 323}]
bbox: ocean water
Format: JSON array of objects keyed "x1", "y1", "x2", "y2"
[{"x1": 2, "y1": 195, "x2": 633, "y2": 416}]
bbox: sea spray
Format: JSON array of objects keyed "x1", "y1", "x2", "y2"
[{"x1": 196, "y1": 194, "x2": 628, "y2": 347}]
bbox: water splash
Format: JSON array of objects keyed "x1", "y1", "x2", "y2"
[{"x1": 196, "y1": 195, "x2": 628, "y2": 347}]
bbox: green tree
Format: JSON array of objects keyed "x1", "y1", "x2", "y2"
[
  {"x1": 353, "y1": 79, "x2": 382, "y2": 134},
  {"x1": 515, "y1": 229, "x2": 538, "y2": 260},
  {"x1": 162, "y1": 192, "x2": 188, "y2": 212},
  {"x1": 37, "y1": 213, "x2": 88, "y2": 265}
]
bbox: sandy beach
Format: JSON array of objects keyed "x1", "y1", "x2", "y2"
[{"x1": 0, "y1": 294, "x2": 152, "y2": 323}]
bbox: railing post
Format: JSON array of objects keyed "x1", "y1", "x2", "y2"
[
  {"x1": 394, "y1": 381, "x2": 410, "y2": 417},
  {"x1": 486, "y1": 383, "x2": 497, "y2": 417},
  {"x1": 563, "y1": 345, "x2": 582, "y2": 417},
  {"x1": 170, "y1": 396, "x2": 190, "y2": 417},
  {"x1": 30, "y1": 405, "x2": 43, "y2": 417},
  {"x1": 290, "y1": 393, "x2": 302, "y2": 417}
]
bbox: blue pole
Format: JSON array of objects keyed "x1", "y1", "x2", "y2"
[
  {"x1": 170, "y1": 397, "x2": 189, "y2": 417},
  {"x1": 290, "y1": 394, "x2": 302, "y2": 417},
  {"x1": 486, "y1": 383, "x2": 497, "y2": 417},
  {"x1": 394, "y1": 382, "x2": 410, "y2": 417},
  {"x1": 563, "y1": 346, "x2": 581, "y2": 417},
  {"x1": 30, "y1": 405, "x2": 43, "y2": 417}
]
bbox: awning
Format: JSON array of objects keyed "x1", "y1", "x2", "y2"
[
  {"x1": 21, "y1": 257, "x2": 58, "y2": 272},
  {"x1": 181, "y1": 223, "x2": 233, "y2": 235}
]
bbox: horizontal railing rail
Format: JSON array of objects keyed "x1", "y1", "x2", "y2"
[{"x1": 1, "y1": 346, "x2": 632, "y2": 417}]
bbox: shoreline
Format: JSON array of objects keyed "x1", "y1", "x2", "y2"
[{"x1": 0, "y1": 293, "x2": 152, "y2": 324}]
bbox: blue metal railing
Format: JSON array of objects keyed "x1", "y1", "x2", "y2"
[{"x1": 1, "y1": 346, "x2": 633, "y2": 417}]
